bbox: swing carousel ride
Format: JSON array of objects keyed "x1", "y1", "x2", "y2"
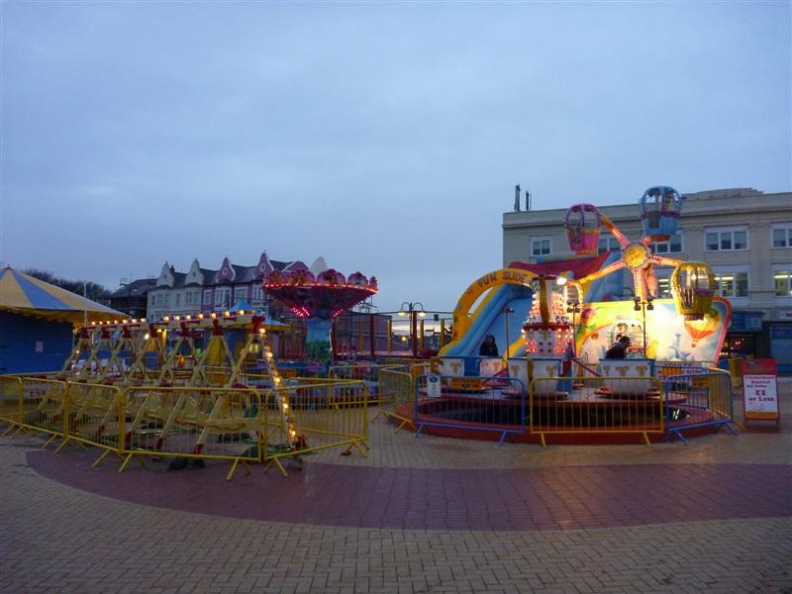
[{"x1": 262, "y1": 266, "x2": 378, "y2": 361}]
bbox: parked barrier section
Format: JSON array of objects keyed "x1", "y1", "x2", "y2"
[
  {"x1": 414, "y1": 374, "x2": 527, "y2": 446},
  {"x1": 329, "y1": 363, "x2": 389, "y2": 383},
  {"x1": 4, "y1": 377, "x2": 72, "y2": 443},
  {"x1": 54, "y1": 382, "x2": 125, "y2": 455},
  {"x1": 119, "y1": 386, "x2": 263, "y2": 479},
  {"x1": 656, "y1": 361, "x2": 708, "y2": 381},
  {"x1": 529, "y1": 374, "x2": 665, "y2": 446},
  {"x1": 261, "y1": 379, "x2": 369, "y2": 476},
  {"x1": 663, "y1": 369, "x2": 736, "y2": 443},
  {"x1": 374, "y1": 367, "x2": 414, "y2": 430},
  {"x1": 0, "y1": 375, "x2": 24, "y2": 430}
]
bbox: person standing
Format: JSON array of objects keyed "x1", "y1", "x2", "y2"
[{"x1": 479, "y1": 334, "x2": 499, "y2": 357}]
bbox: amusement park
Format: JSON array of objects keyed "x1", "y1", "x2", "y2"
[{"x1": 1, "y1": 185, "x2": 785, "y2": 478}]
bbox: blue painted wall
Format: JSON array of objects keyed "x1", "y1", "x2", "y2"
[{"x1": 0, "y1": 312, "x2": 73, "y2": 374}]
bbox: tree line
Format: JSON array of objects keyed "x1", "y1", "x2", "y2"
[{"x1": 23, "y1": 268, "x2": 113, "y2": 305}]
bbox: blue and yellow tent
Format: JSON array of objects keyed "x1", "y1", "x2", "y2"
[
  {"x1": 0, "y1": 266, "x2": 125, "y2": 373},
  {"x1": 0, "y1": 266, "x2": 122, "y2": 323}
]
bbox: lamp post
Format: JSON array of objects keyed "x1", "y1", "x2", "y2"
[
  {"x1": 566, "y1": 299, "x2": 581, "y2": 357},
  {"x1": 398, "y1": 302, "x2": 424, "y2": 358},
  {"x1": 503, "y1": 307, "x2": 514, "y2": 359},
  {"x1": 633, "y1": 296, "x2": 654, "y2": 355}
]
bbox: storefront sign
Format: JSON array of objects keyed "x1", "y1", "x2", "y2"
[{"x1": 742, "y1": 359, "x2": 781, "y2": 427}]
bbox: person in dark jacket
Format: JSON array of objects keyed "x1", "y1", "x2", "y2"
[
  {"x1": 479, "y1": 334, "x2": 499, "y2": 357},
  {"x1": 604, "y1": 335, "x2": 631, "y2": 359}
]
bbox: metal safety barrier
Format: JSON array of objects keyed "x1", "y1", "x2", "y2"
[
  {"x1": 328, "y1": 363, "x2": 392, "y2": 383},
  {"x1": 118, "y1": 386, "x2": 263, "y2": 479},
  {"x1": 655, "y1": 361, "x2": 708, "y2": 380},
  {"x1": 663, "y1": 369, "x2": 736, "y2": 443},
  {"x1": 413, "y1": 374, "x2": 527, "y2": 446},
  {"x1": 261, "y1": 379, "x2": 369, "y2": 476},
  {"x1": 53, "y1": 381, "x2": 125, "y2": 455},
  {"x1": 1, "y1": 376, "x2": 72, "y2": 443},
  {"x1": 529, "y1": 375, "x2": 666, "y2": 446},
  {"x1": 373, "y1": 366, "x2": 414, "y2": 430},
  {"x1": 0, "y1": 375, "x2": 24, "y2": 430}
]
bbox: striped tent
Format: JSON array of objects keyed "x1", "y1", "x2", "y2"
[{"x1": 0, "y1": 266, "x2": 124, "y2": 324}]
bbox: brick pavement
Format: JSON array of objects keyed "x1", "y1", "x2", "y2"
[{"x1": 1, "y1": 385, "x2": 790, "y2": 593}]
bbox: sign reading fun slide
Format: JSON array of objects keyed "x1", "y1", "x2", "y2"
[{"x1": 742, "y1": 359, "x2": 781, "y2": 428}]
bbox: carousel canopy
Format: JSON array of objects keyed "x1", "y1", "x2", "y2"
[{"x1": 0, "y1": 266, "x2": 125, "y2": 324}]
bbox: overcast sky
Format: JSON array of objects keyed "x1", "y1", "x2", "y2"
[{"x1": 1, "y1": 1, "x2": 790, "y2": 313}]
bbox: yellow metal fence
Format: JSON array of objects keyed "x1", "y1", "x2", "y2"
[
  {"x1": 529, "y1": 375, "x2": 666, "y2": 446},
  {"x1": 374, "y1": 367, "x2": 415, "y2": 430},
  {"x1": 0, "y1": 375, "x2": 369, "y2": 480}
]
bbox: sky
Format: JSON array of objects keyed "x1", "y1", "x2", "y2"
[{"x1": 1, "y1": 1, "x2": 790, "y2": 314}]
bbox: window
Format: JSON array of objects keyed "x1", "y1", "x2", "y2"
[
  {"x1": 772, "y1": 224, "x2": 792, "y2": 248},
  {"x1": 714, "y1": 272, "x2": 748, "y2": 298},
  {"x1": 203, "y1": 290, "x2": 212, "y2": 305},
  {"x1": 598, "y1": 235, "x2": 620, "y2": 254},
  {"x1": 234, "y1": 286, "x2": 248, "y2": 301},
  {"x1": 774, "y1": 269, "x2": 792, "y2": 297},
  {"x1": 251, "y1": 285, "x2": 264, "y2": 305},
  {"x1": 705, "y1": 227, "x2": 748, "y2": 251},
  {"x1": 175, "y1": 293, "x2": 181, "y2": 306},
  {"x1": 653, "y1": 273, "x2": 673, "y2": 298},
  {"x1": 215, "y1": 287, "x2": 232, "y2": 309},
  {"x1": 651, "y1": 235, "x2": 682, "y2": 254},
  {"x1": 531, "y1": 237, "x2": 551, "y2": 257}
]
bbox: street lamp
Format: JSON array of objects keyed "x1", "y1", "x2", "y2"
[
  {"x1": 503, "y1": 307, "x2": 514, "y2": 359},
  {"x1": 633, "y1": 296, "x2": 654, "y2": 355},
  {"x1": 566, "y1": 299, "x2": 582, "y2": 357},
  {"x1": 398, "y1": 302, "x2": 425, "y2": 357}
]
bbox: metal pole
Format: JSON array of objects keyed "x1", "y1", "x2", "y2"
[
  {"x1": 83, "y1": 282, "x2": 88, "y2": 328},
  {"x1": 503, "y1": 307, "x2": 513, "y2": 359},
  {"x1": 642, "y1": 303, "x2": 647, "y2": 354},
  {"x1": 411, "y1": 310, "x2": 418, "y2": 358}
]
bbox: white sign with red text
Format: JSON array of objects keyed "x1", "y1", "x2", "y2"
[{"x1": 742, "y1": 359, "x2": 781, "y2": 425}]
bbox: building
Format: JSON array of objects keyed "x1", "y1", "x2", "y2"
[
  {"x1": 145, "y1": 252, "x2": 303, "y2": 322},
  {"x1": 503, "y1": 187, "x2": 792, "y2": 370},
  {"x1": 108, "y1": 277, "x2": 157, "y2": 319},
  {"x1": 136, "y1": 252, "x2": 391, "y2": 358}
]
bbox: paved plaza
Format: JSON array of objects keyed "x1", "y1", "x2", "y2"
[{"x1": 1, "y1": 382, "x2": 790, "y2": 594}]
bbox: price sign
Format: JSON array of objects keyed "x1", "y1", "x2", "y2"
[{"x1": 742, "y1": 359, "x2": 781, "y2": 427}]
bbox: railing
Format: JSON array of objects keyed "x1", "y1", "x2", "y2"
[
  {"x1": 53, "y1": 381, "x2": 126, "y2": 455},
  {"x1": 261, "y1": 379, "x2": 369, "y2": 476},
  {"x1": 1, "y1": 376, "x2": 71, "y2": 444},
  {"x1": 655, "y1": 361, "x2": 709, "y2": 381},
  {"x1": 328, "y1": 363, "x2": 393, "y2": 383},
  {"x1": 413, "y1": 374, "x2": 527, "y2": 446},
  {"x1": 0, "y1": 375, "x2": 24, "y2": 431},
  {"x1": 374, "y1": 366, "x2": 414, "y2": 430},
  {"x1": 118, "y1": 386, "x2": 263, "y2": 479},
  {"x1": 662, "y1": 369, "x2": 736, "y2": 443},
  {"x1": 529, "y1": 375, "x2": 665, "y2": 445},
  {"x1": 0, "y1": 375, "x2": 370, "y2": 480}
]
